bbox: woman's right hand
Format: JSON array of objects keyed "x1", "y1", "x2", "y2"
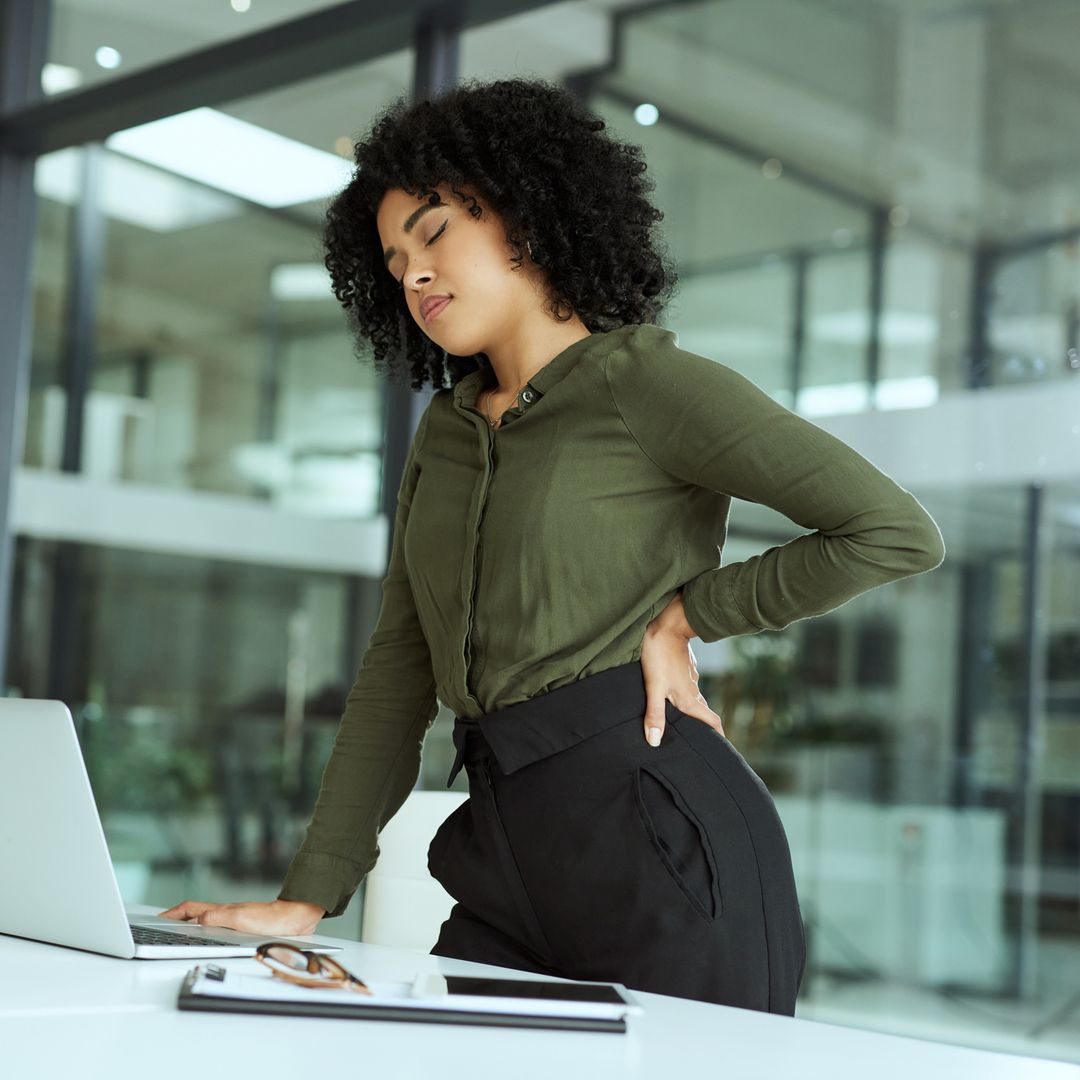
[{"x1": 158, "y1": 898, "x2": 327, "y2": 937}]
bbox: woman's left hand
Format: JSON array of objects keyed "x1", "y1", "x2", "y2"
[{"x1": 640, "y1": 591, "x2": 726, "y2": 747}]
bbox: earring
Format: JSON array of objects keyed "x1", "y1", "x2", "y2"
[{"x1": 526, "y1": 240, "x2": 533, "y2": 258}]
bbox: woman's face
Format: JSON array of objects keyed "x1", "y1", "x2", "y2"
[{"x1": 375, "y1": 182, "x2": 548, "y2": 356}]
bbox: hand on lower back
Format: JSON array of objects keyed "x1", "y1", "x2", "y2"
[{"x1": 640, "y1": 592, "x2": 726, "y2": 747}]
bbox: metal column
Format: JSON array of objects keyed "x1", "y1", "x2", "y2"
[
  {"x1": 0, "y1": 0, "x2": 51, "y2": 694},
  {"x1": 43, "y1": 141, "x2": 106, "y2": 704},
  {"x1": 865, "y1": 206, "x2": 887, "y2": 403},
  {"x1": 1011, "y1": 483, "x2": 1049, "y2": 1001},
  {"x1": 789, "y1": 249, "x2": 808, "y2": 404}
]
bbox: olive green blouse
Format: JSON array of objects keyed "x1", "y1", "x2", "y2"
[{"x1": 277, "y1": 322, "x2": 945, "y2": 917}]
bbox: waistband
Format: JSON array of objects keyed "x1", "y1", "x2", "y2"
[{"x1": 445, "y1": 660, "x2": 650, "y2": 788}]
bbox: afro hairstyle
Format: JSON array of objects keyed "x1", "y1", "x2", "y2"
[{"x1": 323, "y1": 75, "x2": 679, "y2": 390}]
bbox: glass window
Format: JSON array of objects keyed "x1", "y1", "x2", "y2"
[
  {"x1": 21, "y1": 151, "x2": 78, "y2": 472},
  {"x1": 799, "y1": 247, "x2": 873, "y2": 416},
  {"x1": 878, "y1": 238, "x2": 970, "y2": 405},
  {"x1": 27, "y1": 75, "x2": 397, "y2": 514},
  {"x1": 13, "y1": 56, "x2": 426, "y2": 941},
  {"x1": 585, "y1": 86, "x2": 866, "y2": 408},
  {"x1": 671, "y1": 260, "x2": 795, "y2": 403},
  {"x1": 575, "y1": 0, "x2": 1080, "y2": 1060},
  {"x1": 5, "y1": 537, "x2": 374, "y2": 927},
  {"x1": 988, "y1": 243, "x2": 1080, "y2": 388}
]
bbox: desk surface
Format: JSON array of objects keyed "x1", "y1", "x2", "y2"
[{"x1": 2, "y1": 908, "x2": 1076, "y2": 1080}]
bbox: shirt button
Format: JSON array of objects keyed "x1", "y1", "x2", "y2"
[{"x1": 520, "y1": 388, "x2": 535, "y2": 404}]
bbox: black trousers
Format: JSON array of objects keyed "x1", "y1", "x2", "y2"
[{"x1": 427, "y1": 660, "x2": 807, "y2": 1015}]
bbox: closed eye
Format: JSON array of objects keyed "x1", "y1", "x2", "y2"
[{"x1": 397, "y1": 218, "x2": 448, "y2": 286}]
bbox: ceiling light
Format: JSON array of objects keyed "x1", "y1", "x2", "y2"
[
  {"x1": 634, "y1": 103, "x2": 659, "y2": 126},
  {"x1": 95, "y1": 46, "x2": 122, "y2": 70},
  {"x1": 35, "y1": 147, "x2": 240, "y2": 232},
  {"x1": 105, "y1": 106, "x2": 354, "y2": 208},
  {"x1": 41, "y1": 63, "x2": 83, "y2": 95}
]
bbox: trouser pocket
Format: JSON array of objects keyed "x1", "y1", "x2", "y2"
[{"x1": 633, "y1": 762, "x2": 722, "y2": 921}]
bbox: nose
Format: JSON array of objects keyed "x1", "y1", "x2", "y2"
[{"x1": 405, "y1": 270, "x2": 434, "y2": 291}]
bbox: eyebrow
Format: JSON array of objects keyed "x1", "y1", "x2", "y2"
[{"x1": 383, "y1": 200, "x2": 443, "y2": 270}]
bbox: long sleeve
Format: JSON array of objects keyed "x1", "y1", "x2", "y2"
[
  {"x1": 605, "y1": 326, "x2": 946, "y2": 644},
  {"x1": 277, "y1": 401, "x2": 439, "y2": 917}
]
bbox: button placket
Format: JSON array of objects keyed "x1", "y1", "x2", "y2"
[{"x1": 463, "y1": 419, "x2": 496, "y2": 711}]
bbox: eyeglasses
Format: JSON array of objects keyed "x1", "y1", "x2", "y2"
[{"x1": 254, "y1": 943, "x2": 373, "y2": 995}]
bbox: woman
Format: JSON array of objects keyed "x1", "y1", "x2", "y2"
[{"x1": 163, "y1": 77, "x2": 945, "y2": 1014}]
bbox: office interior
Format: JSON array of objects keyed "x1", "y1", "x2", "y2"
[{"x1": 1, "y1": 0, "x2": 1078, "y2": 1064}]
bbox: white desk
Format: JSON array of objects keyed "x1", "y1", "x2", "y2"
[{"x1": 2, "y1": 908, "x2": 1076, "y2": 1080}]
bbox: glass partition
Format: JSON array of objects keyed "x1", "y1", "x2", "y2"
[
  {"x1": 989, "y1": 243, "x2": 1080, "y2": 388},
  {"x1": 20, "y1": 151, "x2": 78, "y2": 473},
  {"x1": 585, "y1": 0, "x2": 1080, "y2": 1060},
  {"x1": 11, "y1": 53, "x2": 419, "y2": 941},
  {"x1": 6, "y1": 536, "x2": 370, "y2": 924}
]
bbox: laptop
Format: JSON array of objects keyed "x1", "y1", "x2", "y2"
[{"x1": 0, "y1": 698, "x2": 341, "y2": 959}]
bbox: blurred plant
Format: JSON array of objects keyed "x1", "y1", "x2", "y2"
[
  {"x1": 703, "y1": 632, "x2": 801, "y2": 751},
  {"x1": 79, "y1": 709, "x2": 212, "y2": 813}
]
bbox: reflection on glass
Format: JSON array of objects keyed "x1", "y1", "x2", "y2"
[
  {"x1": 989, "y1": 245, "x2": 1080, "y2": 388},
  {"x1": 6, "y1": 539, "x2": 364, "y2": 903},
  {"x1": 675, "y1": 262, "x2": 793, "y2": 399},
  {"x1": 22, "y1": 151, "x2": 79, "y2": 471},
  {"x1": 877, "y1": 239, "x2": 961, "y2": 408},
  {"x1": 28, "y1": 137, "x2": 381, "y2": 514},
  {"x1": 799, "y1": 248, "x2": 872, "y2": 415}
]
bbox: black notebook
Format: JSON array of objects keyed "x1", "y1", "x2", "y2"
[{"x1": 177, "y1": 964, "x2": 642, "y2": 1033}]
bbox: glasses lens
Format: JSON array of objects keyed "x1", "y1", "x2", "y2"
[
  {"x1": 258, "y1": 944, "x2": 364, "y2": 987},
  {"x1": 313, "y1": 955, "x2": 348, "y2": 979},
  {"x1": 262, "y1": 945, "x2": 309, "y2": 971}
]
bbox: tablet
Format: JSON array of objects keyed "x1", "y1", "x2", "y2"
[{"x1": 443, "y1": 975, "x2": 642, "y2": 1010}]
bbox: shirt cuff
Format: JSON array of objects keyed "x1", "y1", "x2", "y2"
[
  {"x1": 681, "y1": 569, "x2": 762, "y2": 644},
  {"x1": 277, "y1": 851, "x2": 367, "y2": 920}
]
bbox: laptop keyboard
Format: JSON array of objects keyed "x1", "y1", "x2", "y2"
[{"x1": 130, "y1": 923, "x2": 247, "y2": 948}]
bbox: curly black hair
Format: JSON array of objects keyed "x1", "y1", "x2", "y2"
[{"x1": 323, "y1": 75, "x2": 679, "y2": 391}]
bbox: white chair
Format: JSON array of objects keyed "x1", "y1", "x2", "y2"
[{"x1": 359, "y1": 789, "x2": 469, "y2": 950}]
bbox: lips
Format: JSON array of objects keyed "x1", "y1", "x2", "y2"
[{"x1": 422, "y1": 296, "x2": 452, "y2": 322}]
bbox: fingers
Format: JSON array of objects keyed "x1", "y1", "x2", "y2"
[
  {"x1": 159, "y1": 900, "x2": 213, "y2": 922},
  {"x1": 643, "y1": 699, "x2": 727, "y2": 745},
  {"x1": 683, "y1": 691, "x2": 726, "y2": 737},
  {"x1": 159, "y1": 901, "x2": 239, "y2": 929},
  {"x1": 696, "y1": 707, "x2": 726, "y2": 737},
  {"x1": 643, "y1": 692, "x2": 666, "y2": 747},
  {"x1": 160, "y1": 900, "x2": 282, "y2": 934},
  {"x1": 183, "y1": 903, "x2": 238, "y2": 930}
]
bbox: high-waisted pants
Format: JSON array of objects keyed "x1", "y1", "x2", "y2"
[{"x1": 426, "y1": 660, "x2": 807, "y2": 1015}]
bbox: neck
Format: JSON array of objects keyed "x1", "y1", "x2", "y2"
[{"x1": 482, "y1": 316, "x2": 592, "y2": 393}]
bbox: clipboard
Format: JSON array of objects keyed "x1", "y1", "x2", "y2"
[{"x1": 177, "y1": 963, "x2": 642, "y2": 1033}]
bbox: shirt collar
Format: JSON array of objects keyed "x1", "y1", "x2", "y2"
[{"x1": 451, "y1": 329, "x2": 613, "y2": 412}]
